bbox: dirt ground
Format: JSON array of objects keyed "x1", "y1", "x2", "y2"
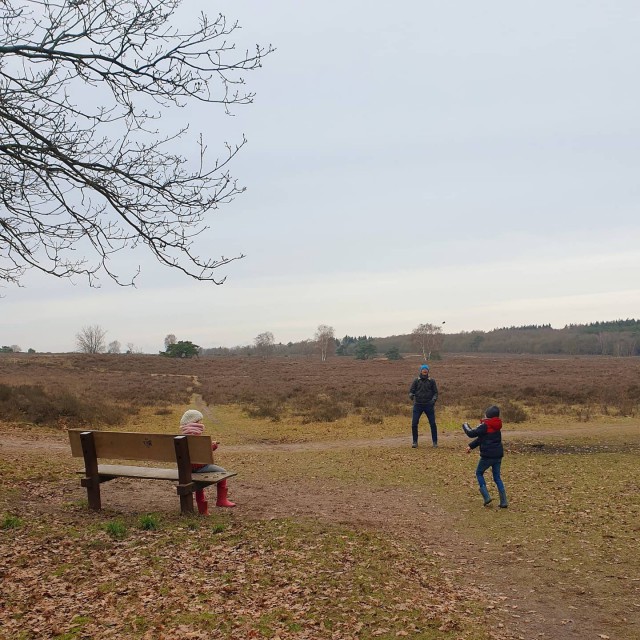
[{"x1": 3, "y1": 425, "x2": 638, "y2": 640}]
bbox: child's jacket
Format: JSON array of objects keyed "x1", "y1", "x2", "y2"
[
  {"x1": 180, "y1": 421, "x2": 218, "y2": 471},
  {"x1": 463, "y1": 417, "x2": 504, "y2": 459}
]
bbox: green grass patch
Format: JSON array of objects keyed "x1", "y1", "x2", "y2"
[
  {"x1": 104, "y1": 519, "x2": 127, "y2": 540},
  {"x1": 138, "y1": 514, "x2": 160, "y2": 531},
  {"x1": 1, "y1": 513, "x2": 22, "y2": 529}
]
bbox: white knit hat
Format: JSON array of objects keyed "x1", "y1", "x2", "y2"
[{"x1": 180, "y1": 409, "x2": 203, "y2": 426}]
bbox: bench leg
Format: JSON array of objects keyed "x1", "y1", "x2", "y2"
[
  {"x1": 174, "y1": 435, "x2": 194, "y2": 515},
  {"x1": 179, "y1": 492, "x2": 194, "y2": 515},
  {"x1": 85, "y1": 480, "x2": 102, "y2": 511},
  {"x1": 80, "y1": 432, "x2": 102, "y2": 510}
]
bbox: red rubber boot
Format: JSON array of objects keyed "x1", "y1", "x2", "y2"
[
  {"x1": 215, "y1": 480, "x2": 236, "y2": 508},
  {"x1": 195, "y1": 489, "x2": 209, "y2": 516}
]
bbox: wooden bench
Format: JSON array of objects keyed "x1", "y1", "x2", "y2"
[{"x1": 68, "y1": 429, "x2": 236, "y2": 514}]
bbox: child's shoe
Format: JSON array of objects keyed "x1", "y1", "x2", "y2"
[
  {"x1": 480, "y1": 486, "x2": 492, "y2": 506},
  {"x1": 215, "y1": 479, "x2": 236, "y2": 508}
]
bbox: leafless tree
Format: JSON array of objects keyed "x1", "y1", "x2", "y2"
[
  {"x1": 164, "y1": 334, "x2": 177, "y2": 350},
  {"x1": 107, "y1": 340, "x2": 121, "y2": 354},
  {"x1": 0, "y1": 0, "x2": 273, "y2": 288},
  {"x1": 411, "y1": 323, "x2": 444, "y2": 360},
  {"x1": 314, "y1": 324, "x2": 335, "y2": 362},
  {"x1": 10, "y1": 344, "x2": 22, "y2": 352},
  {"x1": 76, "y1": 325, "x2": 107, "y2": 353},
  {"x1": 596, "y1": 331, "x2": 609, "y2": 355},
  {"x1": 126, "y1": 342, "x2": 142, "y2": 354},
  {"x1": 254, "y1": 331, "x2": 275, "y2": 356}
]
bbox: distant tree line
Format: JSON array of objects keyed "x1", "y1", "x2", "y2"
[
  {"x1": 200, "y1": 319, "x2": 639, "y2": 359},
  {"x1": 34, "y1": 318, "x2": 637, "y2": 359},
  {"x1": 442, "y1": 319, "x2": 640, "y2": 356},
  {"x1": 72, "y1": 325, "x2": 141, "y2": 354},
  {"x1": 1, "y1": 345, "x2": 35, "y2": 353}
]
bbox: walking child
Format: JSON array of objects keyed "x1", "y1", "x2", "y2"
[
  {"x1": 462, "y1": 405, "x2": 508, "y2": 507},
  {"x1": 179, "y1": 409, "x2": 236, "y2": 514}
]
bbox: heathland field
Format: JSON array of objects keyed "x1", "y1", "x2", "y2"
[{"x1": 0, "y1": 353, "x2": 639, "y2": 640}]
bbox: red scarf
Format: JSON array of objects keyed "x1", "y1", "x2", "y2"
[{"x1": 482, "y1": 417, "x2": 502, "y2": 433}]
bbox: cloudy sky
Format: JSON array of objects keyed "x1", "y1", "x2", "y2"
[{"x1": 2, "y1": 0, "x2": 639, "y2": 353}]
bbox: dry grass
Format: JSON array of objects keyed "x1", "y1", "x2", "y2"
[
  {"x1": 1, "y1": 353, "x2": 639, "y2": 639},
  {"x1": 1, "y1": 440, "x2": 500, "y2": 640}
]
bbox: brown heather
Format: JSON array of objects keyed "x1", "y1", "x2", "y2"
[{"x1": 0, "y1": 352, "x2": 638, "y2": 427}]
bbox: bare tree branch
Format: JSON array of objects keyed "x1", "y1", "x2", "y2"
[{"x1": 0, "y1": 0, "x2": 273, "y2": 287}]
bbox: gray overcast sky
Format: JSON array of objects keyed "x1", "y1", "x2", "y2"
[{"x1": 2, "y1": 0, "x2": 639, "y2": 353}]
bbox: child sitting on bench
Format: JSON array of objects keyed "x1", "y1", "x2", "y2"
[{"x1": 179, "y1": 409, "x2": 236, "y2": 513}]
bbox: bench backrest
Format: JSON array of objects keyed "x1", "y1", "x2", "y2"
[{"x1": 67, "y1": 430, "x2": 214, "y2": 465}]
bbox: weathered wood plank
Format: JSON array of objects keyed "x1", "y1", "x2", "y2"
[
  {"x1": 174, "y1": 435, "x2": 194, "y2": 514},
  {"x1": 80, "y1": 431, "x2": 101, "y2": 510},
  {"x1": 74, "y1": 465, "x2": 236, "y2": 484},
  {"x1": 68, "y1": 430, "x2": 214, "y2": 464}
]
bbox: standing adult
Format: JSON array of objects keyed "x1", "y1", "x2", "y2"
[{"x1": 409, "y1": 364, "x2": 439, "y2": 448}]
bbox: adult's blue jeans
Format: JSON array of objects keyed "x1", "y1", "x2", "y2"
[
  {"x1": 411, "y1": 403, "x2": 437, "y2": 445},
  {"x1": 475, "y1": 457, "x2": 505, "y2": 493}
]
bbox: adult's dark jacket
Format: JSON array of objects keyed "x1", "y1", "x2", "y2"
[
  {"x1": 409, "y1": 375, "x2": 438, "y2": 405},
  {"x1": 463, "y1": 417, "x2": 504, "y2": 459}
]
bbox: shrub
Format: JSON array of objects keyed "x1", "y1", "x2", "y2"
[
  {"x1": 362, "y1": 410, "x2": 384, "y2": 425},
  {"x1": 500, "y1": 400, "x2": 528, "y2": 423},
  {"x1": 0, "y1": 383, "x2": 126, "y2": 427},
  {"x1": 463, "y1": 398, "x2": 528, "y2": 424},
  {"x1": 105, "y1": 520, "x2": 127, "y2": 540},
  {"x1": 301, "y1": 395, "x2": 348, "y2": 423},
  {"x1": 385, "y1": 346, "x2": 402, "y2": 360},
  {"x1": 138, "y1": 514, "x2": 160, "y2": 530},
  {"x1": 1, "y1": 514, "x2": 22, "y2": 530},
  {"x1": 243, "y1": 397, "x2": 283, "y2": 422}
]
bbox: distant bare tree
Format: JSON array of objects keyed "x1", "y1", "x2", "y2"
[
  {"x1": 314, "y1": 324, "x2": 335, "y2": 362},
  {"x1": 164, "y1": 334, "x2": 177, "y2": 350},
  {"x1": 0, "y1": 0, "x2": 273, "y2": 287},
  {"x1": 254, "y1": 331, "x2": 275, "y2": 356},
  {"x1": 411, "y1": 323, "x2": 444, "y2": 360},
  {"x1": 596, "y1": 332, "x2": 609, "y2": 355},
  {"x1": 76, "y1": 325, "x2": 107, "y2": 354},
  {"x1": 107, "y1": 340, "x2": 121, "y2": 354},
  {"x1": 10, "y1": 344, "x2": 22, "y2": 353}
]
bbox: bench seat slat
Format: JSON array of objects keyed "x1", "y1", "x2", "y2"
[{"x1": 77, "y1": 464, "x2": 237, "y2": 483}]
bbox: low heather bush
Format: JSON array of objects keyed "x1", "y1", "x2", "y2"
[
  {"x1": 299, "y1": 394, "x2": 348, "y2": 423},
  {"x1": 0, "y1": 383, "x2": 126, "y2": 427},
  {"x1": 243, "y1": 396, "x2": 284, "y2": 422}
]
